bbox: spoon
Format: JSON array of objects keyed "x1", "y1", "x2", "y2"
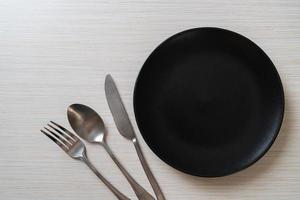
[{"x1": 67, "y1": 103, "x2": 155, "y2": 200}]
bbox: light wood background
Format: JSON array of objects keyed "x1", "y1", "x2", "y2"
[{"x1": 0, "y1": 0, "x2": 299, "y2": 199}]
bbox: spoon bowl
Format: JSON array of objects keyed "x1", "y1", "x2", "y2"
[{"x1": 67, "y1": 104, "x2": 105, "y2": 143}]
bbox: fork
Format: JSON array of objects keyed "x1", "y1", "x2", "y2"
[{"x1": 40, "y1": 121, "x2": 131, "y2": 200}]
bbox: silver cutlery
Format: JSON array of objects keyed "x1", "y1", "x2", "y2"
[
  {"x1": 105, "y1": 74, "x2": 165, "y2": 200},
  {"x1": 67, "y1": 104, "x2": 155, "y2": 200},
  {"x1": 40, "y1": 121, "x2": 131, "y2": 200}
]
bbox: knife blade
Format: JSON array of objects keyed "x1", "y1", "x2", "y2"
[{"x1": 105, "y1": 74, "x2": 136, "y2": 141}]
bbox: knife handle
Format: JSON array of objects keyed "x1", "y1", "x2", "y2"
[
  {"x1": 133, "y1": 138, "x2": 166, "y2": 200},
  {"x1": 102, "y1": 143, "x2": 155, "y2": 200}
]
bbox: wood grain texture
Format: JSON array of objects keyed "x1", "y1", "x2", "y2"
[{"x1": 0, "y1": 0, "x2": 299, "y2": 199}]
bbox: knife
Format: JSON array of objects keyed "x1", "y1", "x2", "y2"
[{"x1": 105, "y1": 74, "x2": 166, "y2": 200}]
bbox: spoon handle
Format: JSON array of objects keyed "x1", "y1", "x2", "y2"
[
  {"x1": 81, "y1": 156, "x2": 131, "y2": 200},
  {"x1": 102, "y1": 143, "x2": 155, "y2": 200},
  {"x1": 133, "y1": 138, "x2": 166, "y2": 200}
]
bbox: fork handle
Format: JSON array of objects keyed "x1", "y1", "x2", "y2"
[
  {"x1": 81, "y1": 156, "x2": 131, "y2": 200},
  {"x1": 102, "y1": 143, "x2": 155, "y2": 200}
]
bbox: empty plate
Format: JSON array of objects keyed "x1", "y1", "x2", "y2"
[{"x1": 133, "y1": 27, "x2": 284, "y2": 177}]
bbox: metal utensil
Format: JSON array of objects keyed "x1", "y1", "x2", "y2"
[
  {"x1": 67, "y1": 104, "x2": 155, "y2": 200},
  {"x1": 105, "y1": 74, "x2": 165, "y2": 200},
  {"x1": 40, "y1": 121, "x2": 130, "y2": 200}
]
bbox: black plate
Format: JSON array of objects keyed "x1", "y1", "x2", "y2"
[{"x1": 133, "y1": 28, "x2": 284, "y2": 177}]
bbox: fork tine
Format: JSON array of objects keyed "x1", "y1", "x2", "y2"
[
  {"x1": 48, "y1": 123, "x2": 75, "y2": 144},
  {"x1": 41, "y1": 129, "x2": 69, "y2": 152},
  {"x1": 44, "y1": 127, "x2": 71, "y2": 147},
  {"x1": 50, "y1": 121, "x2": 78, "y2": 141}
]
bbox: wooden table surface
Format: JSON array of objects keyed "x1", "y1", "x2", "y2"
[{"x1": 0, "y1": 0, "x2": 299, "y2": 199}]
